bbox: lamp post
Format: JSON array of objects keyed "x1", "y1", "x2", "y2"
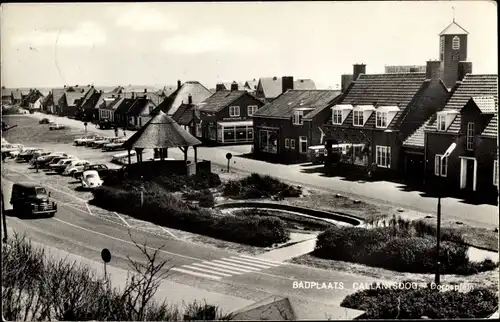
[{"x1": 435, "y1": 142, "x2": 456, "y2": 285}]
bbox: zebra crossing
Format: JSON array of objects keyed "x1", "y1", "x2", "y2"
[{"x1": 171, "y1": 255, "x2": 283, "y2": 280}]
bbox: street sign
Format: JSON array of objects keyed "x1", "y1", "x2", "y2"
[
  {"x1": 226, "y1": 153, "x2": 232, "y2": 172},
  {"x1": 101, "y1": 248, "x2": 111, "y2": 263}
]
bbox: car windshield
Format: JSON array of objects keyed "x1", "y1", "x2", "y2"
[
  {"x1": 85, "y1": 174, "x2": 97, "y2": 179},
  {"x1": 35, "y1": 187, "x2": 47, "y2": 195}
]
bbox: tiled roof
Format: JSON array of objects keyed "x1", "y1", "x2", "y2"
[
  {"x1": 114, "y1": 98, "x2": 136, "y2": 115},
  {"x1": 253, "y1": 90, "x2": 341, "y2": 119},
  {"x1": 402, "y1": 117, "x2": 432, "y2": 148},
  {"x1": 102, "y1": 97, "x2": 124, "y2": 110},
  {"x1": 152, "y1": 81, "x2": 212, "y2": 116},
  {"x1": 123, "y1": 111, "x2": 201, "y2": 149},
  {"x1": 481, "y1": 114, "x2": 497, "y2": 138},
  {"x1": 65, "y1": 92, "x2": 86, "y2": 106},
  {"x1": 197, "y1": 90, "x2": 246, "y2": 113},
  {"x1": 245, "y1": 80, "x2": 258, "y2": 91},
  {"x1": 442, "y1": 74, "x2": 498, "y2": 111},
  {"x1": 78, "y1": 87, "x2": 98, "y2": 109},
  {"x1": 156, "y1": 86, "x2": 177, "y2": 97},
  {"x1": 52, "y1": 89, "x2": 65, "y2": 105},
  {"x1": 294, "y1": 79, "x2": 316, "y2": 90},
  {"x1": 93, "y1": 93, "x2": 116, "y2": 109},
  {"x1": 439, "y1": 21, "x2": 469, "y2": 36},
  {"x1": 341, "y1": 73, "x2": 427, "y2": 107},
  {"x1": 258, "y1": 77, "x2": 284, "y2": 99},
  {"x1": 1, "y1": 88, "x2": 13, "y2": 97},
  {"x1": 127, "y1": 98, "x2": 152, "y2": 117},
  {"x1": 446, "y1": 113, "x2": 461, "y2": 134},
  {"x1": 12, "y1": 90, "x2": 22, "y2": 100},
  {"x1": 172, "y1": 103, "x2": 197, "y2": 126},
  {"x1": 472, "y1": 96, "x2": 496, "y2": 113}
]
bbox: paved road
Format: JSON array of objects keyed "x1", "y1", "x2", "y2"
[
  {"x1": 12, "y1": 113, "x2": 498, "y2": 229},
  {"x1": 1, "y1": 169, "x2": 387, "y2": 315}
]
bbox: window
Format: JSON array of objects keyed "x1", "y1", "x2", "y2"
[
  {"x1": 332, "y1": 110, "x2": 342, "y2": 125},
  {"x1": 434, "y1": 154, "x2": 447, "y2": 177},
  {"x1": 437, "y1": 114, "x2": 446, "y2": 131},
  {"x1": 353, "y1": 110, "x2": 364, "y2": 126},
  {"x1": 229, "y1": 106, "x2": 240, "y2": 117},
  {"x1": 196, "y1": 122, "x2": 202, "y2": 137},
  {"x1": 452, "y1": 36, "x2": 460, "y2": 50},
  {"x1": 247, "y1": 105, "x2": 258, "y2": 116},
  {"x1": 375, "y1": 146, "x2": 391, "y2": 168},
  {"x1": 299, "y1": 136, "x2": 308, "y2": 154},
  {"x1": 259, "y1": 129, "x2": 279, "y2": 154},
  {"x1": 376, "y1": 111, "x2": 388, "y2": 128},
  {"x1": 290, "y1": 139, "x2": 295, "y2": 150},
  {"x1": 285, "y1": 138, "x2": 290, "y2": 148},
  {"x1": 466, "y1": 122, "x2": 474, "y2": 151},
  {"x1": 293, "y1": 111, "x2": 304, "y2": 125},
  {"x1": 494, "y1": 160, "x2": 498, "y2": 186}
]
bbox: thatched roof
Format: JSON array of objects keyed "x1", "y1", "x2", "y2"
[{"x1": 122, "y1": 110, "x2": 201, "y2": 149}]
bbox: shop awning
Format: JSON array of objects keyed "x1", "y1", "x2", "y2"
[{"x1": 217, "y1": 120, "x2": 253, "y2": 127}]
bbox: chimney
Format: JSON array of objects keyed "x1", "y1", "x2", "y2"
[
  {"x1": 426, "y1": 60, "x2": 442, "y2": 80},
  {"x1": 230, "y1": 81, "x2": 239, "y2": 91},
  {"x1": 341, "y1": 74, "x2": 354, "y2": 93},
  {"x1": 216, "y1": 83, "x2": 225, "y2": 92},
  {"x1": 457, "y1": 62, "x2": 473, "y2": 82},
  {"x1": 353, "y1": 64, "x2": 366, "y2": 81},
  {"x1": 177, "y1": 80, "x2": 182, "y2": 89},
  {"x1": 64, "y1": 85, "x2": 67, "y2": 88},
  {"x1": 144, "y1": 88, "x2": 147, "y2": 93},
  {"x1": 132, "y1": 92, "x2": 135, "y2": 99},
  {"x1": 282, "y1": 76, "x2": 294, "y2": 93},
  {"x1": 188, "y1": 94, "x2": 193, "y2": 105}
]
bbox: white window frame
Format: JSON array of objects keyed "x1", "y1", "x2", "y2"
[
  {"x1": 332, "y1": 109, "x2": 342, "y2": 125},
  {"x1": 293, "y1": 111, "x2": 304, "y2": 125},
  {"x1": 290, "y1": 139, "x2": 295, "y2": 150},
  {"x1": 494, "y1": 160, "x2": 498, "y2": 186},
  {"x1": 229, "y1": 106, "x2": 240, "y2": 117},
  {"x1": 434, "y1": 154, "x2": 448, "y2": 177},
  {"x1": 247, "y1": 105, "x2": 258, "y2": 116},
  {"x1": 285, "y1": 138, "x2": 290, "y2": 149},
  {"x1": 466, "y1": 122, "x2": 474, "y2": 151},
  {"x1": 376, "y1": 111, "x2": 388, "y2": 128},
  {"x1": 353, "y1": 110, "x2": 364, "y2": 126},
  {"x1": 375, "y1": 146, "x2": 391, "y2": 168},
  {"x1": 437, "y1": 114, "x2": 446, "y2": 131},
  {"x1": 299, "y1": 136, "x2": 308, "y2": 154},
  {"x1": 452, "y1": 36, "x2": 460, "y2": 50}
]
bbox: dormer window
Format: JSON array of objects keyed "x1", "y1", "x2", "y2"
[
  {"x1": 353, "y1": 110, "x2": 364, "y2": 126},
  {"x1": 331, "y1": 104, "x2": 353, "y2": 125},
  {"x1": 293, "y1": 110, "x2": 304, "y2": 125},
  {"x1": 452, "y1": 36, "x2": 460, "y2": 50},
  {"x1": 375, "y1": 106, "x2": 400, "y2": 129},
  {"x1": 352, "y1": 105, "x2": 375, "y2": 127},
  {"x1": 436, "y1": 110, "x2": 458, "y2": 132},
  {"x1": 376, "y1": 111, "x2": 388, "y2": 128},
  {"x1": 437, "y1": 114, "x2": 446, "y2": 131}
]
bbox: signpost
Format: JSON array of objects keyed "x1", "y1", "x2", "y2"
[
  {"x1": 226, "y1": 153, "x2": 232, "y2": 172},
  {"x1": 84, "y1": 122, "x2": 88, "y2": 134},
  {"x1": 101, "y1": 248, "x2": 111, "y2": 278},
  {"x1": 140, "y1": 175, "x2": 144, "y2": 208}
]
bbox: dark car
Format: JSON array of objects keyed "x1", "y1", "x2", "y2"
[
  {"x1": 73, "y1": 164, "x2": 115, "y2": 179},
  {"x1": 10, "y1": 182, "x2": 57, "y2": 217},
  {"x1": 15, "y1": 148, "x2": 44, "y2": 162},
  {"x1": 39, "y1": 118, "x2": 50, "y2": 124},
  {"x1": 99, "y1": 119, "x2": 114, "y2": 130}
]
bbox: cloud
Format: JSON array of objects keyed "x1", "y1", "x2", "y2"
[
  {"x1": 113, "y1": 5, "x2": 179, "y2": 31},
  {"x1": 11, "y1": 22, "x2": 106, "y2": 48},
  {"x1": 161, "y1": 28, "x2": 270, "y2": 55}
]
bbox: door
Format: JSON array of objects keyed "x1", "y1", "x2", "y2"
[{"x1": 465, "y1": 159, "x2": 474, "y2": 190}]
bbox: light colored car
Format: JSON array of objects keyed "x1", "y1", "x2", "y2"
[
  {"x1": 92, "y1": 137, "x2": 114, "y2": 148},
  {"x1": 16, "y1": 148, "x2": 44, "y2": 162},
  {"x1": 63, "y1": 160, "x2": 91, "y2": 176},
  {"x1": 49, "y1": 123, "x2": 65, "y2": 130},
  {"x1": 74, "y1": 135, "x2": 98, "y2": 146},
  {"x1": 34, "y1": 152, "x2": 68, "y2": 164},
  {"x1": 1, "y1": 143, "x2": 24, "y2": 157},
  {"x1": 85, "y1": 136, "x2": 108, "y2": 147},
  {"x1": 103, "y1": 138, "x2": 127, "y2": 151},
  {"x1": 81, "y1": 170, "x2": 103, "y2": 189}
]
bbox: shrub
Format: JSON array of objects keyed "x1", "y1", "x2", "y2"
[
  {"x1": 198, "y1": 189, "x2": 215, "y2": 208},
  {"x1": 341, "y1": 285, "x2": 497, "y2": 319},
  {"x1": 2, "y1": 232, "x2": 231, "y2": 321},
  {"x1": 314, "y1": 227, "x2": 497, "y2": 275},
  {"x1": 91, "y1": 187, "x2": 289, "y2": 247},
  {"x1": 223, "y1": 173, "x2": 302, "y2": 199}
]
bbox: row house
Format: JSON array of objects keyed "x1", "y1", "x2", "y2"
[
  {"x1": 171, "y1": 94, "x2": 199, "y2": 136},
  {"x1": 1, "y1": 88, "x2": 14, "y2": 105},
  {"x1": 404, "y1": 74, "x2": 498, "y2": 199},
  {"x1": 152, "y1": 80, "x2": 213, "y2": 116},
  {"x1": 113, "y1": 96, "x2": 157, "y2": 130},
  {"x1": 253, "y1": 89, "x2": 341, "y2": 163},
  {"x1": 56, "y1": 85, "x2": 92, "y2": 116},
  {"x1": 25, "y1": 90, "x2": 44, "y2": 110},
  {"x1": 321, "y1": 63, "x2": 450, "y2": 178},
  {"x1": 98, "y1": 97, "x2": 124, "y2": 123},
  {"x1": 255, "y1": 76, "x2": 316, "y2": 102},
  {"x1": 197, "y1": 88, "x2": 264, "y2": 144}
]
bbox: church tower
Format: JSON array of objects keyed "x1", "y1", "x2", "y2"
[{"x1": 438, "y1": 19, "x2": 469, "y2": 89}]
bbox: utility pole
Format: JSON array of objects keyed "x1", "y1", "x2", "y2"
[{"x1": 435, "y1": 156, "x2": 442, "y2": 285}]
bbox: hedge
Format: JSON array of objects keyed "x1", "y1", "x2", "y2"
[
  {"x1": 314, "y1": 226, "x2": 497, "y2": 275},
  {"x1": 91, "y1": 186, "x2": 289, "y2": 247},
  {"x1": 223, "y1": 173, "x2": 302, "y2": 199},
  {"x1": 341, "y1": 284, "x2": 498, "y2": 319}
]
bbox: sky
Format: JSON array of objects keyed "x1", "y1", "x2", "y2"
[{"x1": 1, "y1": 1, "x2": 497, "y2": 89}]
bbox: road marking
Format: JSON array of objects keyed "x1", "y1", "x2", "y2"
[
  {"x1": 113, "y1": 211, "x2": 131, "y2": 227},
  {"x1": 85, "y1": 203, "x2": 94, "y2": 216},
  {"x1": 191, "y1": 263, "x2": 244, "y2": 275},
  {"x1": 223, "y1": 257, "x2": 270, "y2": 269},
  {"x1": 240, "y1": 254, "x2": 283, "y2": 265},
  {"x1": 212, "y1": 259, "x2": 261, "y2": 271},
  {"x1": 204, "y1": 261, "x2": 253, "y2": 273},
  {"x1": 182, "y1": 265, "x2": 232, "y2": 277},
  {"x1": 159, "y1": 226, "x2": 179, "y2": 240},
  {"x1": 170, "y1": 267, "x2": 222, "y2": 280},
  {"x1": 234, "y1": 256, "x2": 282, "y2": 266}
]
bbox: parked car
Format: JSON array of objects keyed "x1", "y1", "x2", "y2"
[
  {"x1": 16, "y1": 148, "x2": 44, "y2": 162},
  {"x1": 73, "y1": 163, "x2": 115, "y2": 179},
  {"x1": 29, "y1": 151, "x2": 52, "y2": 165},
  {"x1": 33, "y1": 152, "x2": 69, "y2": 167},
  {"x1": 81, "y1": 170, "x2": 103, "y2": 189},
  {"x1": 44, "y1": 156, "x2": 68, "y2": 169},
  {"x1": 50, "y1": 158, "x2": 79, "y2": 173},
  {"x1": 62, "y1": 160, "x2": 90, "y2": 176},
  {"x1": 74, "y1": 134, "x2": 98, "y2": 146},
  {"x1": 308, "y1": 145, "x2": 327, "y2": 164},
  {"x1": 10, "y1": 182, "x2": 57, "y2": 217},
  {"x1": 85, "y1": 136, "x2": 108, "y2": 147},
  {"x1": 92, "y1": 137, "x2": 114, "y2": 149},
  {"x1": 99, "y1": 119, "x2": 114, "y2": 129},
  {"x1": 111, "y1": 150, "x2": 137, "y2": 163},
  {"x1": 39, "y1": 118, "x2": 50, "y2": 124},
  {"x1": 1, "y1": 143, "x2": 24, "y2": 157},
  {"x1": 49, "y1": 123, "x2": 65, "y2": 130},
  {"x1": 102, "y1": 138, "x2": 127, "y2": 151}
]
